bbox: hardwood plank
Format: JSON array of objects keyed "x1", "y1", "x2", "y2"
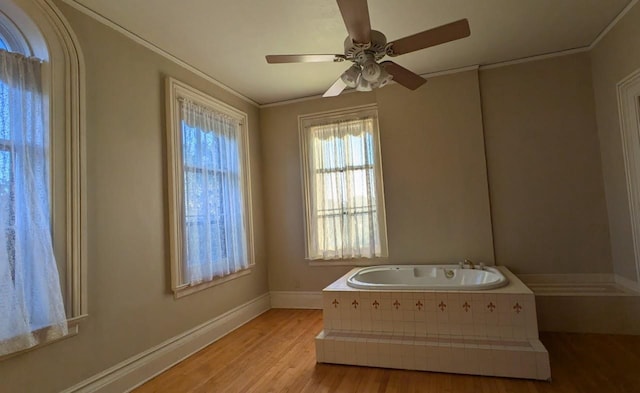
[{"x1": 133, "y1": 309, "x2": 640, "y2": 393}]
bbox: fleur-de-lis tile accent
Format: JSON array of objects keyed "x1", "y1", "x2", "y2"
[
  {"x1": 372, "y1": 300, "x2": 380, "y2": 309},
  {"x1": 438, "y1": 301, "x2": 447, "y2": 311},
  {"x1": 487, "y1": 302, "x2": 496, "y2": 312},
  {"x1": 332, "y1": 299, "x2": 339, "y2": 308},
  {"x1": 352, "y1": 299, "x2": 359, "y2": 309},
  {"x1": 513, "y1": 302, "x2": 523, "y2": 314},
  {"x1": 415, "y1": 300, "x2": 423, "y2": 311},
  {"x1": 393, "y1": 300, "x2": 401, "y2": 310},
  {"x1": 462, "y1": 301, "x2": 471, "y2": 312}
]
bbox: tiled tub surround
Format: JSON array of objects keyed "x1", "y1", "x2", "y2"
[{"x1": 315, "y1": 266, "x2": 551, "y2": 380}]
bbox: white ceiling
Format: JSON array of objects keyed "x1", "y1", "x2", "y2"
[{"x1": 73, "y1": 0, "x2": 632, "y2": 105}]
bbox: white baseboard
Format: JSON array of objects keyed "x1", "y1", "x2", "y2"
[
  {"x1": 270, "y1": 291, "x2": 323, "y2": 309},
  {"x1": 62, "y1": 293, "x2": 271, "y2": 393}
]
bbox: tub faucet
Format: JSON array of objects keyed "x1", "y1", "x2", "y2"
[{"x1": 463, "y1": 259, "x2": 475, "y2": 269}]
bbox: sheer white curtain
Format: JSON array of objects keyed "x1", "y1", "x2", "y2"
[
  {"x1": 306, "y1": 117, "x2": 384, "y2": 259},
  {"x1": 0, "y1": 50, "x2": 67, "y2": 356},
  {"x1": 180, "y1": 99, "x2": 248, "y2": 284}
]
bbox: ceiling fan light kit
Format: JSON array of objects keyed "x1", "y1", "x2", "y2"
[
  {"x1": 339, "y1": 52, "x2": 393, "y2": 93},
  {"x1": 340, "y1": 64, "x2": 361, "y2": 88},
  {"x1": 266, "y1": 0, "x2": 471, "y2": 98}
]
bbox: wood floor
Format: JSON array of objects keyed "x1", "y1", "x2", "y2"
[{"x1": 134, "y1": 309, "x2": 640, "y2": 393}]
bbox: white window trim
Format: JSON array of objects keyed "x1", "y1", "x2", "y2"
[
  {"x1": 617, "y1": 67, "x2": 640, "y2": 284},
  {"x1": 298, "y1": 104, "x2": 389, "y2": 263},
  {"x1": 165, "y1": 77, "x2": 254, "y2": 298},
  {"x1": 0, "y1": 11, "x2": 31, "y2": 54},
  {"x1": 0, "y1": 0, "x2": 87, "y2": 357}
]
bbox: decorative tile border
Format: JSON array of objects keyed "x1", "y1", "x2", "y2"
[
  {"x1": 322, "y1": 291, "x2": 539, "y2": 340},
  {"x1": 326, "y1": 295, "x2": 529, "y2": 315}
]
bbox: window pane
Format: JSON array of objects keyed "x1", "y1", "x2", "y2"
[
  {"x1": 0, "y1": 38, "x2": 7, "y2": 51},
  {"x1": 182, "y1": 122, "x2": 240, "y2": 173},
  {"x1": 183, "y1": 171, "x2": 226, "y2": 267},
  {"x1": 313, "y1": 137, "x2": 343, "y2": 171},
  {"x1": 346, "y1": 168, "x2": 376, "y2": 208},
  {"x1": 344, "y1": 133, "x2": 370, "y2": 167}
]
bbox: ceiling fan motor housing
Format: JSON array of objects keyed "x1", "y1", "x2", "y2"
[{"x1": 343, "y1": 30, "x2": 387, "y2": 62}]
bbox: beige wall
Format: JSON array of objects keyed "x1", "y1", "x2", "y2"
[
  {"x1": 261, "y1": 71, "x2": 495, "y2": 292},
  {"x1": 480, "y1": 53, "x2": 612, "y2": 275},
  {"x1": 0, "y1": 2, "x2": 268, "y2": 392},
  {"x1": 591, "y1": 3, "x2": 640, "y2": 282}
]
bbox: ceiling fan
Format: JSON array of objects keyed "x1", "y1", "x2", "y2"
[{"x1": 265, "y1": 0, "x2": 471, "y2": 97}]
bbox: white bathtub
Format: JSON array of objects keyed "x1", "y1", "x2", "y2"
[
  {"x1": 318, "y1": 266, "x2": 550, "y2": 380},
  {"x1": 346, "y1": 264, "x2": 508, "y2": 290}
]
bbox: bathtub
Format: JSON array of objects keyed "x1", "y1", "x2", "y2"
[
  {"x1": 347, "y1": 264, "x2": 509, "y2": 290},
  {"x1": 316, "y1": 265, "x2": 551, "y2": 380}
]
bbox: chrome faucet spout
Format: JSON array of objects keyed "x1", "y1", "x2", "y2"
[{"x1": 464, "y1": 259, "x2": 475, "y2": 269}]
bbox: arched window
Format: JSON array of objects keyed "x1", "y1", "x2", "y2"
[{"x1": 0, "y1": 0, "x2": 85, "y2": 357}]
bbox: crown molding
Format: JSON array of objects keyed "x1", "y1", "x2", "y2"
[
  {"x1": 589, "y1": 0, "x2": 639, "y2": 50},
  {"x1": 479, "y1": 47, "x2": 590, "y2": 71},
  {"x1": 59, "y1": 0, "x2": 259, "y2": 108}
]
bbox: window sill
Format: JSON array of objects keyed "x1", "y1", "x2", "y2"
[
  {"x1": 173, "y1": 267, "x2": 253, "y2": 299},
  {"x1": 0, "y1": 314, "x2": 87, "y2": 362}
]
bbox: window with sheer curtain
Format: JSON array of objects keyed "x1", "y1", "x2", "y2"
[
  {"x1": 0, "y1": 0, "x2": 86, "y2": 358},
  {"x1": 166, "y1": 78, "x2": 253, "y2": 298},
  {"x1": 0, "y1": 49, "x2": 67, "y2": 356},
  {"x1": 300, "y1": 106, "x2": 388, "y2": 260}
]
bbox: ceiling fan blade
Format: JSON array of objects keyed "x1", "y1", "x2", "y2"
[
  {"x1": 336, "y1": 0, "x2": 372, "y2": 44},
  {"x1": 380, "y1": 61, "x2": 427, "y2": 90},
  {"x1": 266, "y1": 54, "x2": 346, "y2": 64},
  {"x1": 323, "y1": 77, "x2": 348, "y2": 97},
  {"x1": 387, "y1": 19, "x2": 470, "y2": 56}
]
